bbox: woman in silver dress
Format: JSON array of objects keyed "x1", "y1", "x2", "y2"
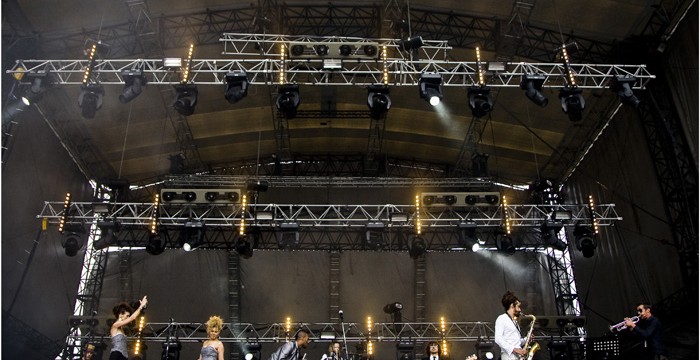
[
  {"x1": 198, "y1": 315, "x2": 225, "y2": 360},
  {"x1": 109, "y1": 295, "x2": 147, "y2": 360}
]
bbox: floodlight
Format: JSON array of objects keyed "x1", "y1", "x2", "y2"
[
  {"x1": 408, "y1": 235, "x2": 427, "y2": 259},
  {"x1": 418, "y1": 73, "x2": 443, "y2": 106},
  {"x1": 78, "y1": 84, "x2": 104, "y2": 119},
  {"x1": 119, "y1": 69, "x2": 147, "y2": 104},
  {"x1": 496, "y1": 231, "x2": 516, "y2": 255},
  {"x1": 367, "y1": 84, "x2": 391, "y2": 119},
  {"x1": 224, "y1": 71, "x2": 249, "y2": 104},
  {"x1": 94, "y1": 220, "x2": 120, "y2": 250},
  {"x1": 277, "y1": 223, "x2": 300, "y2": 250},
  {"x1": 276, "y1": 84, "x2": 300, "y2": 119},
  {"x1": 61, "y1": 224, "x2": 85, "y2": 256},
  {"x1": 399, "y1": 36, "x2": 424, "y2": 51},
  {"x1": 559, "y1": 87, "x2": 585, "y2": 122},
  {"x1": 146, "y1": 231, "x2": 167, "y2": 255},
  {"x1": 458, "y1": 222, "x2": 479, "y2": 252},
  {"x1": 173, "y1": 84, "x2": 198, "y2": 116},
  {"x1": 521, "y1": 74, "x2": 548, "y2": 107},
  {"x1": 610, "y1": 75, "x2": 640, "y2": 107},
  {"x1": 365, "y1": 222, "x2": 385, "y2": 250},
  {"x1": 574, "y1": 225, "x2": 597, "y2": 258},
  {"x1": 467, "y1": 86, "x2": 493, "y2": 118},
  {"x1": 181, "y1": 221, "x2": 204, "y2": 251},
  {"x1": 540, "y1": 220, "x2": 567, "y2": 251}
]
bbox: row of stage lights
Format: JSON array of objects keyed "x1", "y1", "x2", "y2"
[
  {"x1": 57, "y1": 191, "x2": 600, "y2": 259},
  {"x1": 5, "y1": 40, "x2": 641, "y2": 123}
]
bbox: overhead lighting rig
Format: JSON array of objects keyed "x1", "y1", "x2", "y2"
[
  {"x1": 558, "y1": 43, "x2": 585, "y2": 122},
  {"x1": 467, "y1": 47, "x2": 493, "y2": 118}
]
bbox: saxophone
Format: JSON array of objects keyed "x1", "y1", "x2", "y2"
[{"x1": 522, "y1": 314, "x2": 540, "y2": 360}]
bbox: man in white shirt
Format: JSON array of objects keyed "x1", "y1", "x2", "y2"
[{"x1": 494, "y1": 291, "x2": 528, "y2": 360}]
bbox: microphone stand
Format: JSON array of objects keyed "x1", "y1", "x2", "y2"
[{"x1": 340, "y1": 313, "x2": 350, "y2": 360}]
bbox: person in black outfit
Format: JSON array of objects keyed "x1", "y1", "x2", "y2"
[
  {"x1": 624, "y1": 303, "x2": 668, "y2": 360},
  {"x1": 421, "y1": 341, "x2": 442, "y2": 360},
  {"x1": 268, "y1": 330, "x2": 311, "y2": 360}
]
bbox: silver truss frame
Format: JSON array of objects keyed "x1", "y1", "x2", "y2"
[
  {"x1": 65, "y1": 321, "x2": 583, "y2": 343},
  {"x1": 38, "y1": 202, "x2": 621, "y2": 229},
  {"x1": 7, "y1": 33, "x2": 654, "y2": 88}
]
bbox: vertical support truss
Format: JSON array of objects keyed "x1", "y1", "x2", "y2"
[
  {"x1": 637, "y1": 85, "x2": 698, "y2": 287},
  {"x1": 495, "y1": 0, "x2": 536, "y2": 61},
  {"x1": 414, "y1": 256, "x2": 426, "y2": 322},
  {"x1": 329, "y1": 251, "x2": 341, "y2": 322},
  {"x1": 545, "y1": 246, "x2": 582, "y2": 318},
  {"x1": 118, "y1": 249, "x2": 133, "y2": 302},
  {"x1": 61, "y1": 222, "x2": 110, "y2": 359},
  {"x1": 124, "y1": 0, "x2": 205, "y2": 173},
  {"x1": 365, "y1": 114, "x2": 387, "y2": 176},
  {"x1": 524, "y1": 253, "x2": 541, "y2": 315},
  {"x1": 228, "y1": 252, "x2": 242, "y2": 360},
  {"x1": 452, "y1": 116, "x2": 486, "y2": 177}
]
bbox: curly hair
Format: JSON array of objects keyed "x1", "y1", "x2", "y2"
[
  {"x1": 206, "y1": 315, "x2": 224, "y2": 333},
  {"x1": 501, "y1": 291, "x2": 520, "y2": 312},
  {"x1": 112, "y1": 302, "x2": 134, "y2": 318},
  {"x1": 424, "y1": 341, "x2": 440, "y2": 355}
]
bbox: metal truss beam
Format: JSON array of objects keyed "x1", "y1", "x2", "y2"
[
  {"x1": 26, "y1": 5, "x2": 617, "y2": 63},
  {"x1": 39, "y1": 202, "x2": 621, "y2": 231},
  {"x1": 7, "y1": 57, "x2": 655, "y2": 89},
  {"x1": 203, "y1": 154, "x2": 453, "y2": 178},
  {"x1": 64, "y1": 321, "x2": 582, "y2": 343},
  {"x1": 161, "y1": 175, "x2": 498, "y2": 189}
]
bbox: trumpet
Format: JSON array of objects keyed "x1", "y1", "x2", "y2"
[{"x1": 609, "y1": 316, "x2": 639, "y2": 332}]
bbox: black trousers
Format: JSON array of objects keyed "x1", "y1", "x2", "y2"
[{"x1": 109, "y1": 351, "x2": 128, "y2": 360}]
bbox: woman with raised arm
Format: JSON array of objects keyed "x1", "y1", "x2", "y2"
[
  {"x1": 198, "y1": 315, "x2": 225, "y2": 360},
  {"x1": 109, "y1": 295, "x2": 147, "y2": 360}
]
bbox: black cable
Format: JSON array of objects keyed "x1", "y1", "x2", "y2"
[{"x1": 7, "y1": 228, "x2": 44, "y2": 313}]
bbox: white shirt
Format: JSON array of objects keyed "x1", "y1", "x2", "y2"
[{"x1": 494, "y1": 313, "x2": 525, "y2": 360}]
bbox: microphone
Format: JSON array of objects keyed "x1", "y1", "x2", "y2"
[{"x1": 339, "y1": 310, "x2": 344, "y2": 322}]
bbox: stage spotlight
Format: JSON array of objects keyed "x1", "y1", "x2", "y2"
[
  {"x1": 396, "y1": 341, "x2": 415, "y2": 360},
  {"x1": 61, "y1": 224, "x2": 86, "y2": 257},
  {"x1": 467, "y1": 86, "x2": 493, "y2": 118},
  {"x1": 94, "y1": 220, "x2": 120, "y2": 250},
  {"x1": 235, "y1": 234, "x2": 255, "y2": 258},
  {"x1": 471, "y1": 152, "x2": 489, "y2": 177},
  {"x1": 315, "y1": 44, "x2": 329, "y2": 56},
  {"x1": 475, "y1": 339, "x2": 495, "y2": 360},
  {"x1": 276, "y1": 84, "x2": 300, "y2": 119},
  {"x1": 363, "y1": 44, "x2": 378, "y2": 57},
  {"x1": 408, "y1": 235, "x2": 427, "y2": 259},
  {"x1": 383, "y1": 302, "x2": 403, "y2": 323},
  {"x1": 78, "y1": 84, "x2": 104, "y2": 119},
  {"x1": 559, "y1": 87, "x2": 585, "y2": 122},
  {"x1": 161, "y1": 338, "x2": 181, "y2": 360},
  {"x1": 243, "y1": 342, "x2": 262, "y2": 360},
  {"x1": 291, "y1": 45, "x2": 305, "y2": 56},
  {"x1": 399, "y1": 36, "x2": 424, "y2": 52},
  {"x1": 418, "y1": 73, "x2": 443, "y2": 106},
  {"x1": 610, "y1": 75, "x2": 640, "y2": 107},
  {"x1": 182, "y1": 191, "x2": 196, "y2": 202},
  {"x1": 119, "y1": 69, "x2": 146, "y2": 104},
  {"x1": 2, "y1": 96, "x2": 31, "y2": 121},
  {"x1": 173, "y1": 84, "x2": 198, "y2": 116},
  {"x1": 224, "y1": 71, "x2": 249, "y2": 104},
  {"x1": 540, "y1": 220, "x2": 567, "y2": 251},
  {"x1": 496, "y1": 231, "x2": 516, "y2": 255},
  {"x1": 365, "y1": 222, "x2": 385, "y2": 250},
  {"x1": 574, "y1": 225, "x2": 597, "y2": 258},
  {"x1": 367, "y1": 84, "x2": 391, "y2": 119},
  {"x1": 548, "y1": 340, "x2": 570, "y2": 360},
  {"x1": 181, "y1": 221, "x2": 204, "y2": 251},
  {"x1": 277, "y1": 223, "x2": 300, "y2": 250},
  {"x1": 146, "y1": 231, "x2": 167, "y2": 255},
  {"x1": 339, "y1": 44, "x2": 353, "y2": 56},
  {"x1": 520, "y1": 74, "x2": 548, "y2": 107},
  {"x1": 458, "y1": 222, "x2": 479, "y2": 252},
  {"x1": 227, "y1": 191, "x2": 240, "y2": 202}
]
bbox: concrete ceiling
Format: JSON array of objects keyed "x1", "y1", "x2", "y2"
[{"x1": 3, "y1": 0, "x2": 659, "y2": 186}]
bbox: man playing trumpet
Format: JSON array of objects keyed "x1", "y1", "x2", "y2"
[{"x1": 623, "y1": 303, "x2": 668, "y2": 360}]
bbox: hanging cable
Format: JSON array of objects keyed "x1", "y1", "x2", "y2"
[{"x1": 117, "y1": 102, "x2": 133, "y2": 178}]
